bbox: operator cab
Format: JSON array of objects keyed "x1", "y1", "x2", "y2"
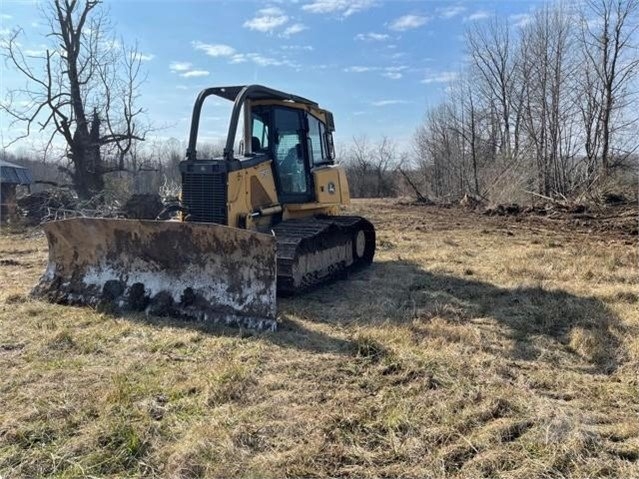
[
  {"x1": 184, "y1": 84, "x2": 336, "y2": 206},
  {"x1": 181, "y1": 85, "x2": 344, "y2": 226},
  {"x1": 249, "y1": 104, "x2": 334, "y2": 204}
]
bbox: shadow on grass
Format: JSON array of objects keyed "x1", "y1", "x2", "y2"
[
  {"x1": 119, "y1": 311, "x2": 353, "y2": 356},
  {"x1": 39, "y1": 259, "x2": 626, "y2": 369},
  {"x1": 297, "y1": 260, "x2": 628, "y2": 374}
]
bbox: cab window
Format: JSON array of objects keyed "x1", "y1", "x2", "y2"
[
  {"x1": 251, "y1": 113, "x2": 269, "y2": 152},
  {"x1": 307, "y1": 114, "x2": 328, "y2": 165}
]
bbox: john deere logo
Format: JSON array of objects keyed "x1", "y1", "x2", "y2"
[{"x1": 327, "y1": 182, "x2": 336, "y2": 194}]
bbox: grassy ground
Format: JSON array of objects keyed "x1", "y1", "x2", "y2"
[{"x1": 0, "y1": 199, "x2": 637, "y2": 478}]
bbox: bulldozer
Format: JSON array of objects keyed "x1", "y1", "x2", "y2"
[{"x1": 32, "y1": 85, "x2": 376, "y2": 330}]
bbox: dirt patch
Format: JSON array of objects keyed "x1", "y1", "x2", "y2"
[
  {"x1": 484, "y1": 202, "x2": 638, "y2": 239},
  {"x1": 394, "y1": 199, "x2": 638, "y2": 241}
]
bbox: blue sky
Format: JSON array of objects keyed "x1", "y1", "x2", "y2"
[{"x1": 0, "y1": 0, "x2": 542, "y2": 152}]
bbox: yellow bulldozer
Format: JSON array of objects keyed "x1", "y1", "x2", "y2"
[{"x1": 32, "y1": 85, "x2": 376, "y2": 330}]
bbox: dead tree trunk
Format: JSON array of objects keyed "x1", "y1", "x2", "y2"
[{"x1": 2, "y1": 0, "x2": 149, "y2": 199}]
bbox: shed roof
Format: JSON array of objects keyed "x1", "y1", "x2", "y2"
[{"x1": 0, "y1": 160, "x2": 33, "y2": 185}]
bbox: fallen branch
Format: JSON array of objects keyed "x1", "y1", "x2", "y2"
[
  {"x1": 524, "y1": 190, "x2": 557, "y2": 203},
  {"x1": 34, "y1": 180, "x2": 73, "y2": 188},
  {"x1": 398, "y1": 168, "x2": 432, "y2": 204}
]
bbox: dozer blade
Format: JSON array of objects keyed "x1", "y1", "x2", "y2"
[{"x1": 32, "y1": 218, "x2": 278, "y2": 330}]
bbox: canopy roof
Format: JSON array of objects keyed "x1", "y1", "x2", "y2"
[
  {"x1": 0, "y1": 159, "x2": 32, "y2": 185},
  {"x1": 207, "y1": 85, "x2": 318, "y2": 106}
]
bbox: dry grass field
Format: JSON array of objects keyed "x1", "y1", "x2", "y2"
[{"x1": 1, "y1": 199, "x2": 638, "y2": 478}]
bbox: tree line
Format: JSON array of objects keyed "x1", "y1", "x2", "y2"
[
  {"x1": 411, "y1": 0, "x2": 638, "y2": 203},
  {"x1": 2, "y1": 0, "x2": 637, "y2": 204}
]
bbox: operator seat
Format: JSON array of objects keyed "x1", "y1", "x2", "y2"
[{"x1": 251, "y1": 136, "x2": 262, "y2": 153}]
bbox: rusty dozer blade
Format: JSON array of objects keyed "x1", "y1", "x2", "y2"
[{"x1": 32, "y1": 218, "x2": 278, "y2": 330}]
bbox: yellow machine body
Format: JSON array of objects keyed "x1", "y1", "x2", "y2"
[
  {"x1": 32, "y1": 85, "x2": 374, "y2": 331},
  {"x1": 227, "y1": 160, "x2": 351, "y2": 229}
]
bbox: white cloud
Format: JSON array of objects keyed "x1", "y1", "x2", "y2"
[
  {"x1": 230, "y1": 54, "x2": 248, "y2": 64},
  {"x1": 438, "y1": 6, "x2": 466, "y2": 19},
  {"x1": 132, "y1": 52, "x2": 155, "y2": 62},
  {"x1": 421, "y1": 71, "x2": 458, "y2": 84},
  {"x1": 344, "y1": 64, "x2": 407, "y2": 79},
  {"x1": 344, "y1": 66, "x2": 377, "y2": 73},
  {"x1": 230, "y1": 52, "x2": 296, "y2": 67},
  {"x1": 281, "y1": 23, "x2": 307, "y2": 37},
  {"x1": 389, "y1": 14, "x2": 429, "y2": 31},
  {"x1": 259, "y1": 6, "x2": 285, "y2": 16},
  {"x1": 192, "y1": 41, "x2": 235, "y2": 57},
  {"x1": 247, "y1": 54, "x2": 282, "y2": 66},
  {"x1": 355, "y1": 32, "x2": 390, "y2": 41},
  {"x1": 381, "y1": 65, "x2": 407, "y2": 79},
  {"x1": 104, "y1": 39, "x2": 121, "y2": 51},
  {"x1": 170, "y1": 61, "x2": 209, "y2": 78},
  {"x1": 510, "y1": 13, "x2": 532, "y2": 28},
  {"x1": 169, "y1": 61, "x2": 193, "y2": 72},
  {"x1": 176, "y1": 85, "x2": 189, "y2": 90},
  {"x1": 244, "y1": 7, "x2": 289, "y2": 32},
  {"x1": 181, "y1": 70, "x2": 209, "y2": 78},
  {"x1": 247, "y1": 53, "x2": 287, "y2": 66},
  {"x1": 382, "y1": 71, "x2": 402, "y2": 80},
  {"x1": 24, "y1": 48, "x2": 47, "y2": 56},
  {"x1": 189, "y1": 39, "x2": 298, "y2": 69},
  {"x1": 302, "y1": 0, "x2": 376, "y2": 17},
  {"x1": 0, "y1": 14, "x2": 12, "y2": 20},
  {"x1": 464, "y1": 10, "x2": 490, "y2": 22},
  {"x1": 371, "y1": 99, "x2": 410, "y2": 106},
  {"x1": 281, "y1": 44, "x2": 314, "y2": 51}
]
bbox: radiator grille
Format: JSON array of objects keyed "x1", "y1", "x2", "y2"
[{"x1": 182, "y1": 172, "x2": 227, "y2": 224}]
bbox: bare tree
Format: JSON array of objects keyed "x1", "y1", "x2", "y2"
[
  {"x1": 518, "y1": 5, "x2": 577, "y2": 196},
  {"x1": 343, "y1": 136, "x2": 403, "y2": 197},
  {"x1": 342, "y1": 136, "x2": 373, "y2": 197},
  {"x1": 444, "y1": 75, "x2": 484, "y2": 197},
  {"x1": 414, "y1": 104, "x2": 459, "y2": 199},
  {"x1": 1, "y1": 0, "x2": 149, "y2": 199},
  {"x1": 371, "y1": 136, "x2": 400, "y2": 197},
  {"x1": 466, "y1": 18, "x2": 517, "y2": 158},
  {"x1": 580, "y1": 0, "x2": 639, "y2": 175}
]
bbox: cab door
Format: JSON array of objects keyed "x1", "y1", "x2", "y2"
[{"x1": 270, "y1": 107, "x2": 314, "y2": 204}]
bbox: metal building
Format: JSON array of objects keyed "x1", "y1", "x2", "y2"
[{"x1": 1, "y1": 159, "x2": 33, "y2": 222}]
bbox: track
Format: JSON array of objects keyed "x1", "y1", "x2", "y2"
[{"x1": 273, "y1": 215, "x2": 376, "y2": 295}]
